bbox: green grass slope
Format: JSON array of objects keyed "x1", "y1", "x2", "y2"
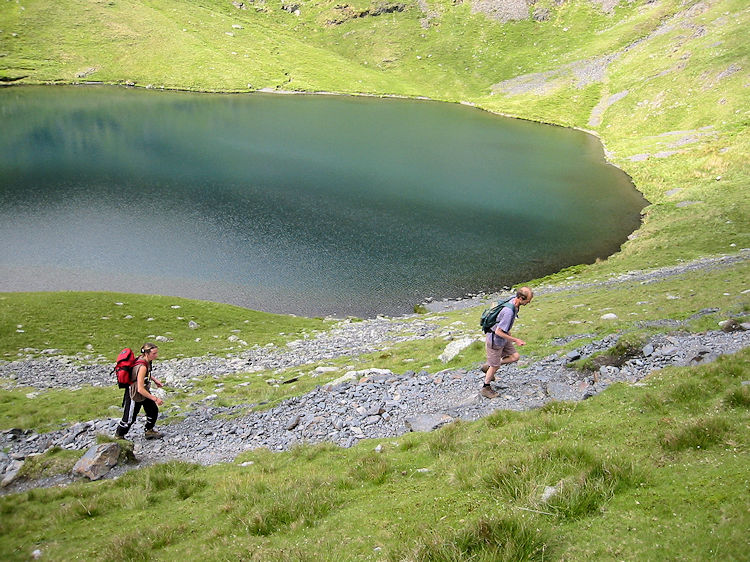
[
  {"x1": 0, "y1": 291, "x2": 331, "y2": 360},
  {"x1": 0, "y1": 0, "x2": 748, "y2": 559}
]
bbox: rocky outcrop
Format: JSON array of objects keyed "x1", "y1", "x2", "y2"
[
  {"x1": 1, "y1": 459, "x2": 24, "y2": 488},
  {"x1": 471, "y1": 0, "x2": 625, "y2": 21},
  {"x1": 327, "y1": 2, "x2": 406, "y2": 25},
  {"x1": 72, "y1": 443, "x2": 121, "y2": 481},
  {"x1": 471, "y1": 0, "x2": 530, "y2": 22},
  {"x1": 492, "y1": 54, "x2": 620, "y2": 96}
]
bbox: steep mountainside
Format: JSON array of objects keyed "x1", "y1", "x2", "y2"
[{"x1": 0, "y1": 0, "x2": 747, "y2": 274}]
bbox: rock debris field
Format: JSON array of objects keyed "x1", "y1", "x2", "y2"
[{"x1": 1, "y1": 307, "x2": 748, "y2": 493}]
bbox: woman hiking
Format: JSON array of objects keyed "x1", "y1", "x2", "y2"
[{"x1": 115, "y1": 342, "x2": 165, "y2": 440}]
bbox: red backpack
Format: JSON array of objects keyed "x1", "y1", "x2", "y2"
[{"x1": 112, "y1": 348, "x2": 147, "y2": 388}]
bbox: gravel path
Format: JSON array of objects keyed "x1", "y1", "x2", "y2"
[
  {"x1": 2, "y1": 327, "x2": 748, "y2": 494},
  {"x1": 1, "y1": 252, "x2": 748, "y2": 493}
]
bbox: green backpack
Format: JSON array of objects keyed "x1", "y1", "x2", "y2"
[{"x1": 479, "y1": 297, "x2": 515, "y2": 333}]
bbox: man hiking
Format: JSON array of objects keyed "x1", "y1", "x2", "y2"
[{"x1": 481, "y1": 286, "x2": 534, "y2": 399}]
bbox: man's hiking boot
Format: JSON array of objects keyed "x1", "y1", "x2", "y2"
[
  {"x1": 481, "y1": 364, "x2": 490, "y2": 374},
  {"x1": 144, "y1": 429, "x2": 164, "y2": 440},
  {"x1": 480, "y1": 386, "x2": 498, "y2": 399}
]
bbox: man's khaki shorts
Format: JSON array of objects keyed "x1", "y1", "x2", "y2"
[{"x1": 485, "y1": 337, "x2": 517, "y2": 368}]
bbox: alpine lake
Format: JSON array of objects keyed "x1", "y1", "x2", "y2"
[{"x1": 0, "y1": 86, "x2": 646, "y2": 317}]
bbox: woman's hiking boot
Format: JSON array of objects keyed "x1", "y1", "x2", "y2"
[{"x1": 144, "y1": 429, "x2": 164, "y2": 440}]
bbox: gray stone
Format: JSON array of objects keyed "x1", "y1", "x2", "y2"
[
  {"x1": 657, "y1": 345, "x2": 679, "y2": 357},
  {"x1": 541, "y1": 485, "x2": 557, "y2": 502},
  {"x1": 599, "y1": 365, "x2": 620, "y2": 379},
  {"x1": 438, "y1": 337, "x2": 475, "y2": 363},
  {"x1": 285, "y1": 414, "x2": 300, "y2": 430},
  {"x1": 533, "y1": 7, "x2": 550, "y2": 21},
  {"x1": 687, "y1": 349, "x2": 719, "y2": 365},
  {"x1": 365, "y1": 403, "x2": 385, "y2": 416},
  {"x1": 72, "y1": 443, "x2": 121, "y2": 481},
  {"x1": 545, "y1": 382, "x2": 584, "y2": 401},
  {"x1": 1, "y1": 459, "x2": 24, "y2": 488},
  {"x1": 404, "y1": 414, "x2": 453, "y2": 433},
  {"x1": 642, "y1": 343, "x2": 655, "y2": 356},
  {"x1": 566, "y1": 351, "x2": 581, "y2": 361}
]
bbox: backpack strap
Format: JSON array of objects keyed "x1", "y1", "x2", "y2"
[
  {"x1": 132, "y1": 359, "x2": 151, "y2": 384},
  {"x1": 490, "y1": 299, "x2": 518, "y2": 347}
]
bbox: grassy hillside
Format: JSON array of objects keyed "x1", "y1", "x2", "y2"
[
  {"x1": 1, "y1": 0, "x2": 748, "y2": 279},
  {"x1": 0, "y1": 291, "x2": 331, "y2": 360},
  {"x1": 1, "y1": 350, "x2": 748, "y2": 560},
  {"x1": 0, "y1": 0, "x2": 748, "y2": 559}
]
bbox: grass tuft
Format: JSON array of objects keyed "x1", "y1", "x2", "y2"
[
  {"x1": 17, "y1": 446, "x2": 82, "y2": 480},
  {"x1": 289, "y1": 442, "x2": 339, "y2": 461},
  {"x1": 482, "y1": 459, "x2": 538, "y2": 501},
  {"x1": 402, "y1": 516, "x2": 549, "y2": 561},
  {"x1": 106, "y1": 531, "x2": 153, "y2": 562},
  {"x1": 660, "y1": 416, "x2": 732, "y2": 451},
  {"x1": 545, "y1": 459, "x2": 644, "y2": 520},
  {"x1": 538, "y1": 401, "x2": 579, "y2": 415},
  {"x1": 428, "y1": 421, "x2": 466, "y2": 456},
  {"x1": 243, "y1": 485, "x2": 337, "y2": 535},
  {"x1": 349, "y1": 451, "x2": 391, "y2": 485},
  {"x1": 485, "y1": 409, "x2": 519, "y2": 428},
  {"x1": 723, "y1": 385, "x2": 750, "y2": 409}
]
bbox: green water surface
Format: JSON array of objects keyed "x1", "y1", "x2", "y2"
[{"x1": 0, "y1": 86, "x2": 646, "y2": 316}]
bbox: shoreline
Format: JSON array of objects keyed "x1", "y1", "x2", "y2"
[{"x1": 424, "y1": 250, "x2": 750, "y2": 313}]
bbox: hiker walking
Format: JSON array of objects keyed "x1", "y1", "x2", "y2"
[
  {"x1": 115, "y1": 343, "x2": 165, "y2": 440},
  {"x1": 481, "y1": 287, "x2": 533, "y2": 399}
]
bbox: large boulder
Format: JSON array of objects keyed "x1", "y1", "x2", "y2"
[
  {"x1": 72, "y1": 443, "x2": 121, "y2": 481},
  {"x1": 1, "y1": 459, "x2": 24, "y2": 488},
  {"x1": 439, "y1": 337, "x2": 475, "y2": 363}
]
